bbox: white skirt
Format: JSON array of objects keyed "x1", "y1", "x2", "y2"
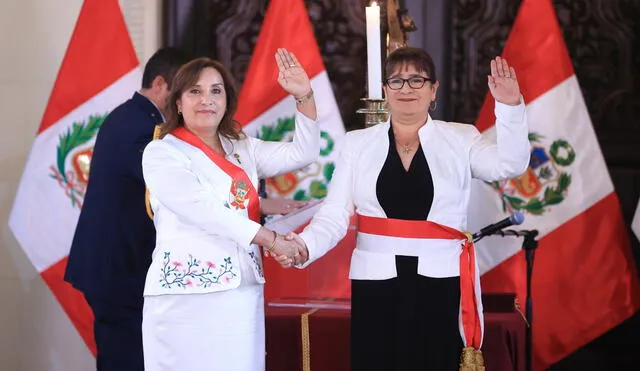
[{"x1": 142, "y1": 253, "x2": 265, "y2": 371}]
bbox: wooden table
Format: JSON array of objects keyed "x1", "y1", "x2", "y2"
[{"x1": 265, "y1": 297, "x2": 526, "y2": 371}]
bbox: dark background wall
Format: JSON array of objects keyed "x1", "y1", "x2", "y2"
[{"x1": 163, "y1": 0, "x2": 640, "y2": 369}]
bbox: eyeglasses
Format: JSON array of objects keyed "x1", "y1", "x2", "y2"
[{"x1": 385, "y1": 76, "x2": 433, "y2": 90}]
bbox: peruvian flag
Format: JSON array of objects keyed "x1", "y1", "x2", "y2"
[
  {"x1": 235, "y1": 0, "x2": 348, "y2": 301},
  {"x1": 8, "y1": 0, "x2": 139, "y2": 355},
  {"x1": 468, "y1": 0, "x2": 640, "y2": 368}
]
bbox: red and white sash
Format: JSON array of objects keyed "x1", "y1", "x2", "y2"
[
  {"x1": 171, "y1": 126, "x2": 260, "y2": 224},
  {"x1": 357, "y1": 213, "x2": 483, "y2": 350}
]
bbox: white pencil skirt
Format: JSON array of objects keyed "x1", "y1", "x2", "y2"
[{"x1": 142, "y1": 256, "x2": 265, "y2": 371}]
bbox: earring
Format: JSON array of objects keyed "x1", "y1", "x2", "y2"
[
  {"x1": 177, "y1": 108, "x2": 182, "y2": 115},
  {"x1": 429, "y1": 100, "x2": 438, "y2": 112}
]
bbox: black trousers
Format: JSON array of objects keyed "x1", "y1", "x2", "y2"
[
  {"x1": 84, "y1": 295, "x2": 144, "y2": 371},
  {"x1": 351, "y1": 256, "x2": 463, "y2": 371}
]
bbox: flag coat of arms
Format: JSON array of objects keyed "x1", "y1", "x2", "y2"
[
  {"x1": 235, "y1": 0, "x2": 348, "y2": 301},
  {"x1": 9, "y1": 0, "x2": 140, "y2": 354},
  {"x1": 468, "y1": 0, "x2": 640, "y2": 368}
]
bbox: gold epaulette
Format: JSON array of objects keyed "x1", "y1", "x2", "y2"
[{"x1": 145, "y1": 124, "x2": 163, "y2": 220}]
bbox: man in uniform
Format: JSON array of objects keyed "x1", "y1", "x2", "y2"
[{"x1": 65, "y1": 47, "x2": 190, "y2": 371}]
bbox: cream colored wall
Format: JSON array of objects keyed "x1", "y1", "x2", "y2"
[{"x1": 0, "y1": 1, "x2": 161, "y2": 370}]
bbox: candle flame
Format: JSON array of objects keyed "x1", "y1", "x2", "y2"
[{"x1": 370, "y1": 1, "x2": 377, "y2": 6}]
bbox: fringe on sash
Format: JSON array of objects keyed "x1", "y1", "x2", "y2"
[{"x1": 459, "y1": 346, "x2": 485, "y2": 371}]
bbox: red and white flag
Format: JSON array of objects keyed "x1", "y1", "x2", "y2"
[
  {"x1": 468, "y1": 0, "x2": 640, "y2": 368},
  {"x1": 9, "y1": 0, "x2": 139, "y2": 355},
  {"x1": 235, "y1": 0, "x2": 349, "y2": 301}
]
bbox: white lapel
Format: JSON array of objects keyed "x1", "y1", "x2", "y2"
[
  {"x1": 420, "y1": 119, "x2": 472, "y2": 226},
  {"x1": 353, "y1": 123, "x2": 390, "y2": 218},
  {"x1": 418, "y1": 116, "x2": 440, "y2": 221}
]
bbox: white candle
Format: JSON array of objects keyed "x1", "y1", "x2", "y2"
[{"x1": 365, "y1": 1, "x2": 382, "y2": 99}]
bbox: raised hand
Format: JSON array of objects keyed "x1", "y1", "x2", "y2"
[
  {"x1": 275, "y1": 48, "x2": 312, "y2": 99},
  {"x1": 488, "y1": 56, "x2": 521, "y2": 106}
]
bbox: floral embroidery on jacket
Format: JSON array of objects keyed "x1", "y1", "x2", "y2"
[
  {"x1": 248, "y1": 251, "x2": 264, "y2": 278},
  {"x1": 159, "y1": 252, "x2": 236, "y2": 289}
]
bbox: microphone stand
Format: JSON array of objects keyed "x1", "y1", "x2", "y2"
[{"x1": 478, "y1": 229, "x2": 539, "y2": 371}]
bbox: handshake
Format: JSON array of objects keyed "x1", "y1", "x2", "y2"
[{"x1": 263, "y1": 230, "x2": 309, "y2": 268}]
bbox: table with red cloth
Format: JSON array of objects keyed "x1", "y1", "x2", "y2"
[{"x1": 265, "y1": 296, "x2": 526, "y2": 371}]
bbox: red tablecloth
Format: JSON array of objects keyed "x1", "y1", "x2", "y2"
[{"x1": 266, "y1": 305, "x2": 525, "y2": 371}]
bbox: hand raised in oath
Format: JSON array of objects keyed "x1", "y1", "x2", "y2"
[{"x1": 488, "y1": 56, "x2": 521, "y2": 106}]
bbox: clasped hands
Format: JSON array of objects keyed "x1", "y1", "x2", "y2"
[{"x1": 264, "y1": 231, "x2": 308, "y2": 268}]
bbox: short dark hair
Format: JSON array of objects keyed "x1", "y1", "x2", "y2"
[
  {"x1": 384, "y1": 47, "x2": 438, "y2": 82},
  {"x1": 141, "y1": 47, "x2": 191, "y2": 89},
  {"x1": 160, "y1": 57, "x2": 244, "y2": 141}
]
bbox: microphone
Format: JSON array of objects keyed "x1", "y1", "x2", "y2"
[{"x1": 472, "y1": 211, "x2": 525, "y2": 241}]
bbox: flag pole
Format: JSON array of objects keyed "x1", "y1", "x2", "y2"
[
  {"x1": 522, "y1": 230, "x2": 539, "y2": 371},
  {"x1": 489, "y1": 228, "x2": 539, "y2": 371}
]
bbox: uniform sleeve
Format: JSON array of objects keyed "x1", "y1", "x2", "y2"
[
  {"x1": 469, "y1": 99, "x2": 530, "y2": 181},
  {"x1": 142, "y1": 141, "x2": 261, "y2": 250},
  {"x1": 253, "y1": 110, "x2": 320, "y2": 179},
  {"x1": 126, "y1": 131, "x2": 153, "y2": 182}
]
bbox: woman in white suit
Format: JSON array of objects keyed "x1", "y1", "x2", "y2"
[
  {"x1": 141, "y1": 49, "x2": 317, "y2": 371},
  {"x1": 281, "y1": 47, "x2": 530, "y2": 370}
]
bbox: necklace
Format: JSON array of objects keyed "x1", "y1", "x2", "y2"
[{"x1": 395, "y1": 140, "x2": 417, "y2": 154}]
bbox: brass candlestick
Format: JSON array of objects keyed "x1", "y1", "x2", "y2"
[{"x1": 357, "y1": 98, "x2": 389, "y2": 127}]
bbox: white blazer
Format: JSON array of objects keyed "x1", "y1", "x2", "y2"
[
  {"x1": 142, "y1": 112, "x2": 319, "y2": 296},
  {"x1": 299, "y1": 100, "x2": 529, "y2": 280}
]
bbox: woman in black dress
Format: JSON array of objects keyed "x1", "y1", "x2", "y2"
[{"x1": 278, "y1": 46, "x2": 528, "y2": 370}]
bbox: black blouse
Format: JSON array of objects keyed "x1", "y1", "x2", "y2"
[{"x1": 376, "y1": 127, "x2": 434, "y2": 220}]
